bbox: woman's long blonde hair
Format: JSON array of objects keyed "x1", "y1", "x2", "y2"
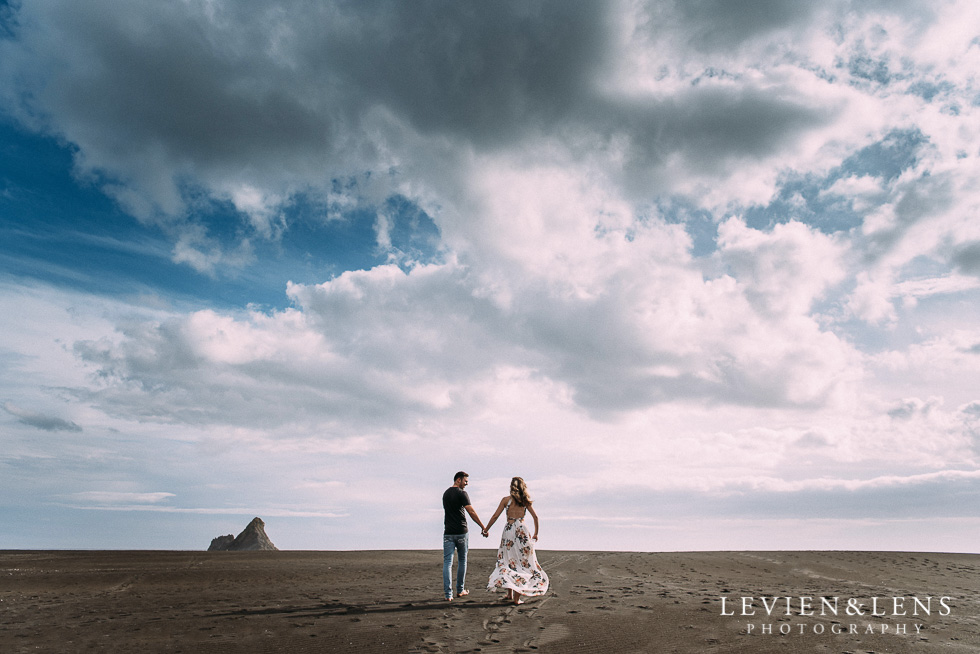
[{"x1": 510, "y1": 477, "x2": 531, "y2": 507}]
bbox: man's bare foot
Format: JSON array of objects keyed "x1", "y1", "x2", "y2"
[
  {"x1": 457, "y1": 589, "x2": 469, "y2": 597},
  {"x1": 445, "y1": 596, "x2": 453, "y2": 602}
]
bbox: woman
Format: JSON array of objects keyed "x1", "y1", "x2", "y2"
[{"x1": 482, "y1": 477, "x2": 549, "y2": 604}]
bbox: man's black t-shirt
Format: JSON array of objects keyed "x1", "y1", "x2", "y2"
[{"x1": 443, "y1": 486, "x2": 471, "y2": 535}]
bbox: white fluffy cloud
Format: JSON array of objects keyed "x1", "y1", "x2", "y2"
[{"x1": 65, "y1": 212, "x2": 858, "y2": 430}]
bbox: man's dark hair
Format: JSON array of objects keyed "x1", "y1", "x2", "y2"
[{"x1": 454, "y1": 471, "x2": 469, "y2": 481}]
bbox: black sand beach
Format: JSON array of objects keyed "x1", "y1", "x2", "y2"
[{"x1": 2, "y1": 550, "x2": 978, "y2": 652}]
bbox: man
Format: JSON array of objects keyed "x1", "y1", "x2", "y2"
[{"x1": 442, "y1": 471, "x2": 487, "y2": 601}]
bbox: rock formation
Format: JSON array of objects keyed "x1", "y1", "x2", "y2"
[{"x1": 208, "y1": 517, "x2": 278, "y2": 551}]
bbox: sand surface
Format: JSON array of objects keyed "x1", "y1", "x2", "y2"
[{"x1": 2, "y1": 549, "x2": 978, "y2": 652}]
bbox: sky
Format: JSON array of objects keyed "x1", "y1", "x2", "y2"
[{"x1": 1, "y1": 0, "x2": 980, "y2": 552}]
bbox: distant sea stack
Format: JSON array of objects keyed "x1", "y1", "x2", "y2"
[{"x1": 208, "y1": 517, "x2": 278, "y2": 551}]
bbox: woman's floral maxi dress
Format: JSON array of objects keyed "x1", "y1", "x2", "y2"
[{"x1": 487, "y1": 499, "x2": 549, "y2": 597}]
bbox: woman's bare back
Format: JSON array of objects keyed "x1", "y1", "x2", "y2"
[{"x1": 505, "y1": 496, "x2": 527, "y2": 521}]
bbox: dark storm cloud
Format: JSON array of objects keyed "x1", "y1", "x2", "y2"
[
  {"x1": 633, "y1": 0, "x2": 938, "y2": 66},
  {"x1": 596, "y1": 85, "x2": 832, "y2": 180},
  {"x1": 312, "y1": 1, "x2": 608, "y2": 145},
  {"x1": 1, "y1": 1, "x2": 607, "y2": 187},
  {"x1": 669, "y1": 0, "x2": 819, "y2": 50},
  {"x1": 0, "y1": 0, "x2": 844, "y2": 222}
]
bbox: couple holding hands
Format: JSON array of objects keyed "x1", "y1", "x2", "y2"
[{"x1": 442, "y1": 472, "x2": 549, "y2": 605}]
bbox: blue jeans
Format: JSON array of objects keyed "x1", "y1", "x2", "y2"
[{"x1": 443, "y1": 533, "x2": 468, "y2": 598}]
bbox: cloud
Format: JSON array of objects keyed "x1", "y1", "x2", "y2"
[
  {"x1": 3, "y1": 279, "x2": 979, "y2": 549},
  {"x1": 3, "y1": 401, "x2": 82, "y2": 432},
  {"x1": 65, "y1": 502, "x2": 346, "y2": 518},
  {"x1": 547, "y1": 468, "x2": 980, "y2": 524},
  {"x1": 69, "y1": 491, "x2": 175, "y2": 505},
  {"x1": 64, "y1": 212, "x2": 862, "y2": 430},
  {"x1": 720, "y1": 469, "x2": 980, "y2": 520},
  {"x1": 716, "y1": 218, "x2": 846, "y2": 317},
  {"x1": 886, "y1": 396, "x2": 940, "y2": 420},
  {"x1": 670, "y1": 0, "x2": 821, "y2": 50},
  {"x1": 894, "y1": 275, "x2": 980, "y2": 300},
  {"x1": 0, "y1": 0, "x2": 927, "y2": 270},
  {"x1": 0, "y1": 1, "x2": 605, "y2": 214},
  {"x1": 953, "y1": 242, "x2": 980, "y2": 276}
]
